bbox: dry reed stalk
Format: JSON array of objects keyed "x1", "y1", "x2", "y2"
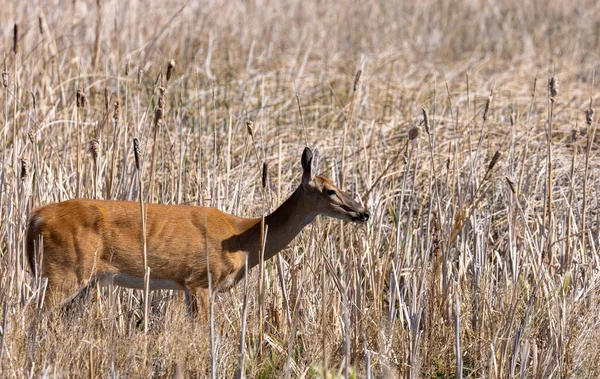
[
  {"x1": 545, "y1": 76, "x2": 558, "y2": 265},
  {"x1": 12, "y1": 24, "x2": 17, "y2": 152},
  {"x1": 0, "y1": 297, "x2": 7, "y2": 360},
  {"x1": 581, "y1": 97, "x2": 595, "y2": 261},
  {"x1": 207, "y1": 231, "x2": 215, "y2": 379},
  {"x1": 235, "y1": 255, "x2": 249, "y2": 379},
  {"x1": 133, "y1": 138, "x2": 149, "y2": 334},
  {"x1": 295, "y1": 93, "x2": 308, "y2": 146},
  {"x1": 565, "y1": 122, "x2": 579, "y2": 272},
  {"x1": 76, "y1": 89, "x2": 87, "y2": 198},
  {"x1": 258, "y1": 216, "x2": 266, "y2": 355},
  {"x1": 89, "y1": 138, "x2": 100, "y2": 199},
  {"x1": 108, "y1": 98, "x2": 121, "y2": 199},
  {"x1": 149, "y1": 86, "x2": 165, "y2": 202},
  {"x1": 92, "y1": 0, "x2": 102, "y2": 72}
]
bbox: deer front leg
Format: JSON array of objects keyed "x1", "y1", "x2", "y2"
[{"x1": 184, "y1": 287, "x2": 209, "y2": 321}]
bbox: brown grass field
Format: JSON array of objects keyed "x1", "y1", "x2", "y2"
[{"x1": 1, "y1": 0, "x2": 600, "y2": 377}]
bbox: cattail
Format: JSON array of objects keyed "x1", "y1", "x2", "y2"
[
  {"x1": 133, "y1": 138, "x2": 141, "y2": 170},
  {"x1": 262, "y1": 162, "x2": 268, "y2": 188},
  {"x1": 408, "y1": 126, "x2": 419, "y2": 140},
  {"x1": 113, "y1": 98, "x2": 121, "y2": 122},
  {"x1": 138, "y1": 69, "x2": 143, "y2": 86},
  {"x1": 572, "y1": 122, "x2": 580, "y2": 142},
  {"x1": 510, "y1": 112, "x2": 515, "y2": 127},
  {"x1": 353, "y1": 69, "x2": 362, "y2": 92},
  {"x1": 422, "y1": 107, "x2": 430, "y2": 135},
  {"x1": 76, "y1": 89, "x2": 88, "y2": 108},
  {"x1": 584, "y1": 108, "x2": 594, "y2": 127},
  {"x1": 154, "y1": 87, "x2": 165, "y2": 127},
  {"x1": 488, "y1": 150, "x2": 501, "y2": 171},
  {"x1": 28, "y1": 131, "x2": 34, "y2": 144},
  {"x1": 20, "y1": 158, "x2": 29, "y2": 182},
  {"x1": 483, "y1": 94, "x2": 492, "y2": 121},
  {"x1": 38, "y1": 16, "x2": 45, "y2": 37},
  {"x1": 104, "y1": 87, "x2": 109, "y2": 115},
  {"x1": 89, "y1": 138, "x2": 99, "y2": 161},
  {"x1": 246, "y1": 120, "x2": 254, "y2": 138},
  {"x1": 125, "y1": 60, "x2": 130, "y2": 76},
  {"x1": 13, "y1": 24, "x2": 18, "y2": 54},
  {"x1": 2, "y1": 68, "x2": 8, "y2": 88},
  {"x1": 506, "y1": 177, "x2": 516, "y2": 194},
  {"x1": 548, "y1": 76, "x2": 558, "y2": 102},
  {"x1": 167, "y1": 60, "x2": 175, "y2": 82}
]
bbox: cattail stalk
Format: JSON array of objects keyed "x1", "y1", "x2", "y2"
[
  {"x1": 581, "y1": 97, "x2": 595, "y2": 260},
  {"x1": 108, "y1": 98, "x2": 121, "y2": 199},
  {"x1": 76, "y1": 89, "x2": 87, "y2": 198},
  {"x1": 149, "y1": 86, "x2": 165, "y2": 202},
  {"x1": 545, "y1": 77, "x2": 558, "y2": 264},
  {"x1": 235, "y1": 255, "x2": 249, "y2": 379},
  {"x1": 133, "y1": 138, "x2": 149, "y2": 334},
  {"x1": 92, "y1": 1, "x2": 102, "y2": 72},
  {"x1": 89, "y1": 139, "x2": 99, "y2": 199},
  {"x1": 565, "y1": 122, "x2": 579, "y2": 272}
]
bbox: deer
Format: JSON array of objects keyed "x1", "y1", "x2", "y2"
[{"x1": 25, "y1": 147, "x2": 370, "y2": 315}]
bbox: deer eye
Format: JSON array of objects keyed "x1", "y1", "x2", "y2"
[{"x1": 326, "y1": 189, "x2": 336, "y2": 196}]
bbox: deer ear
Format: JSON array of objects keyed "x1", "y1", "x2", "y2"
[{"x1": 301, "y1": 147, "x2": 314, "y2": 184}]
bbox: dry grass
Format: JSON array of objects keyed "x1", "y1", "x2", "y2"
[{"x1": 1, "y1": 0, "x2": 600, "y2": 377}]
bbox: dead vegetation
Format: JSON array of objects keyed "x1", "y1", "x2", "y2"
[{"x1": 1, "y1": 0, "x2": 599, "y2": 377}]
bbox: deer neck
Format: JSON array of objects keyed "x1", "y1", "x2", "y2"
[{"x1": 240, "y1": 184, "x2": 317, "y2": 269}]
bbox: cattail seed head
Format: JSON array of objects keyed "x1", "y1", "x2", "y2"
[
  {"x1": 506, "y1": 177, "x2": 516, "y2": 194},
  {"x1": 125, "y1": 61, "x2": 130, "y2": 76},
  {"x1": 2, "y1": 71, "x2": 8, "y2": 88},
  {"x1": 13, "y1": 24, "x2": 18, "y2": 54},
  {"x1": 422, "y1": 107, "x2": 430, "y2": 135},
  {"x1": 20, "y1": 158, "x2": 29, "y2": 182},
  {"x1": 154, "y1": 88, "x2": 165, "y2": 127},
  {"x1": 113, "y1": 98, "x2": 121, "y2": 122},
  {"x1": 549, "y1": 76, "x2": 558, "y2": 102},
  {"x1": 246, "y1": 120, "x2": 254, "y2": 138},
  {"x1": 353, "y1": 69, "x2": 362, "y2": 92},
  {"x1": 262, "y1": 162, "x2": 268, "y2": 188},
  {"x1": 76, "y1": 88, "x2": 88, "y2": 108},
  {"x1": 133, "y1": 138, "x2": 141, "y2": 170},
  {"x1": 137, "y1": 69, "x2": 143, "y2": 86},
  {"x1": 483, "y1": 95, "x2": 492, "y2": 121},
  {"x1": 510, "y1": 112, "x2": 515, "y2": 127},
  {"x1": 104, "y1": 87, "x2": 109, "y2": 111},
  {"x1": 572, "y1": 122, "x2": 580, "y2": 142},
  {"x1": 167, "y1": 60, "x2": 175, "y2": 82},
  {"x1": 28, "y1": 131, "x2": 34, "y2": 144},
  {"x1": 488, "y1": 150, "x2": 501, "y2": 171},
  {"x1": 38, "y1": 16, "x2": 45, "y2": 37},
  {"x1": 584, "y1": 108, "x2": 594, "y2": 127},
  {"x1": 408, "y1": 126, "x2": 419, "y2": 140},
  {"x1": 89, "y1": 138, "x2": 99, "y2": 161}
]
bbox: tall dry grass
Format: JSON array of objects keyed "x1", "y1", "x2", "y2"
[{"x1": 1, "y1": 0, "x2": 600, "y2": 377}]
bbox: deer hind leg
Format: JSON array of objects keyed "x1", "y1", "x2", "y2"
[
  {"x1": 42, "y1": 269, "x2": 98, "y2": 319},
  {"x1": 42, "y1": 269, "x2": 79, "y2": 309}
]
